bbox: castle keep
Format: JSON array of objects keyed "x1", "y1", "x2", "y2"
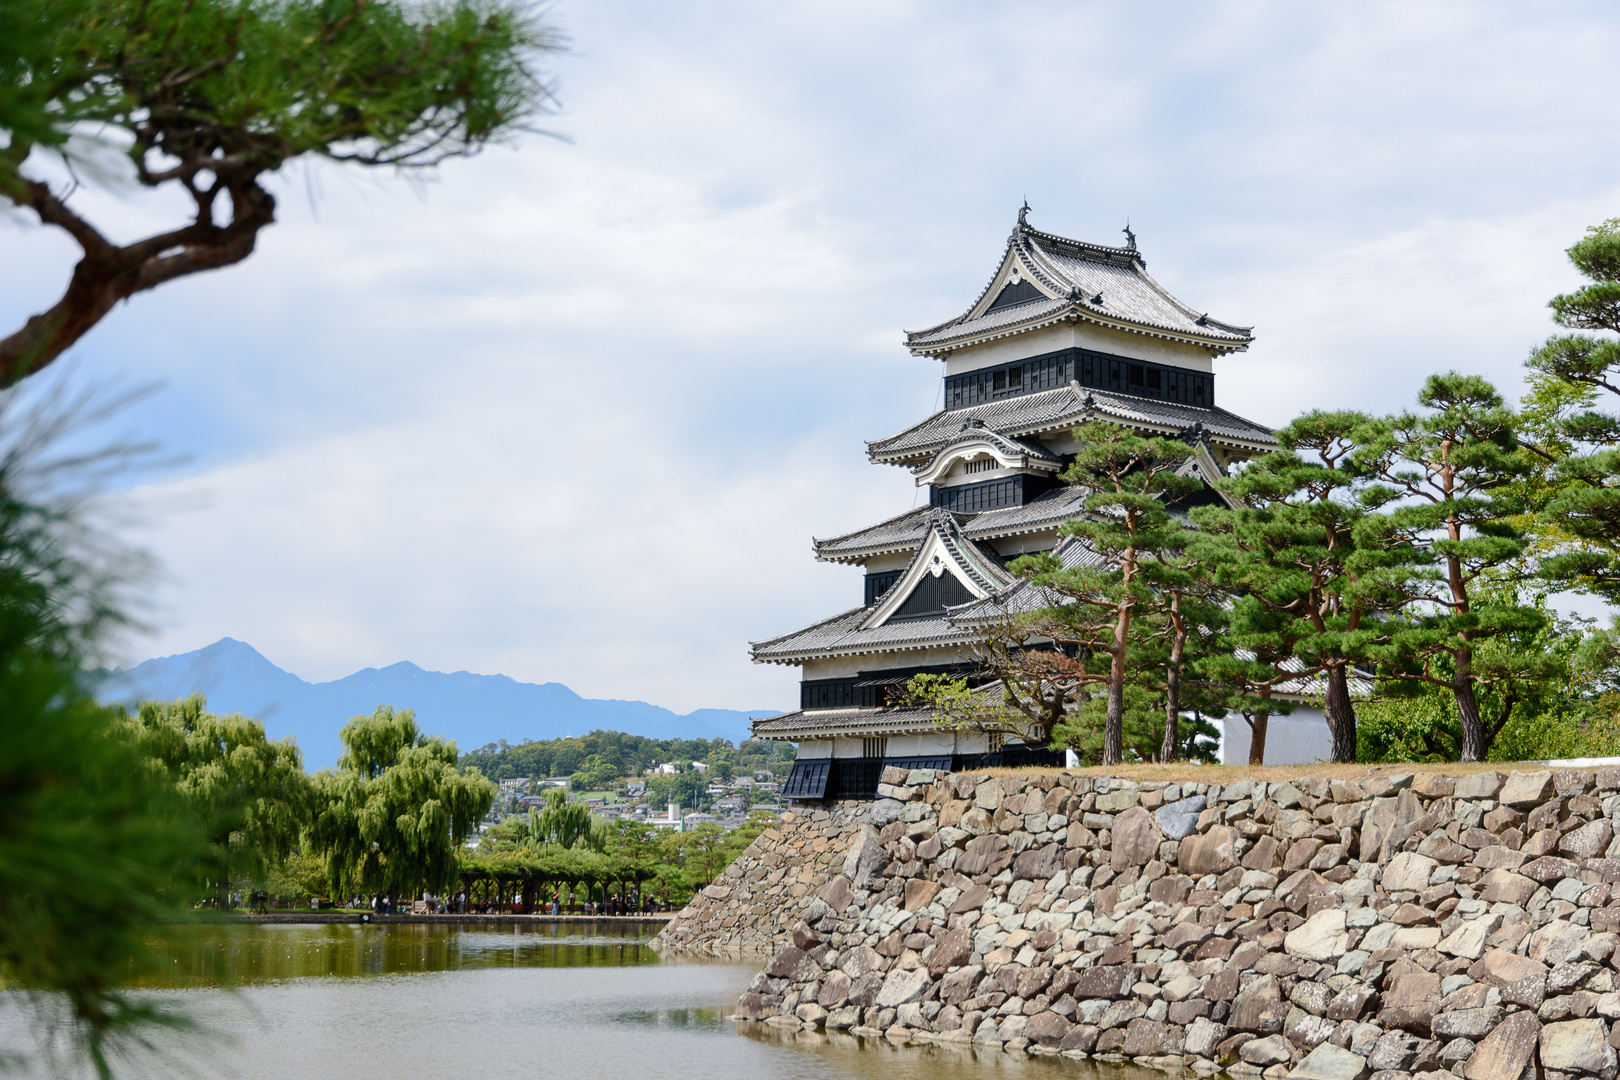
[{"x1": 749, "y1": 213, "x2": 1281, "y2": 793}]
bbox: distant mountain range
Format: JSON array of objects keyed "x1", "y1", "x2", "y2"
[{"x1": 96, "y1": 638, "x2": 781, "y2": 770}]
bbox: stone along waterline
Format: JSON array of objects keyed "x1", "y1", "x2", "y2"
[{"x1": 659, "y1": 766, "x2": 1620, "y2": 1080}]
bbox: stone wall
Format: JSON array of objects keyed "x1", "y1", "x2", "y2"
[
  {"x1": 654, "y1": 800, "x2": 869, "y2": 954},
  {"x1": 664, "y1": 764, "x2": 1620, "y2": 1080}
]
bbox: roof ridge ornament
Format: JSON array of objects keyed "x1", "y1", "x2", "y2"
[
  {"x1": 1018, "y1": 199, "x2": 1031, "y2": 227},
  {"x1": 1122, "y1": 220, "x2": 1137, "y2": 251}
]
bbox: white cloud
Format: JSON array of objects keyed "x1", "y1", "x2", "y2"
[{"x1": 3, "y1": 0, "x2": 1619, "y2": 718}]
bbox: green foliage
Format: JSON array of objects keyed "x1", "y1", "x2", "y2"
[
  {"x1": 645, "y1": 766, "x2": 708, "y2": 810},
  {"x1": 0, "y1": 0, "x2": 557, "y2": 186},
  {"x1": 460, "y1": 730, "x2": 787, "y2": 783},
  {"x1": 1354, "y1": 373, "x2": 1552, "y2": 760},
  {"x1": 0, "y1": 397, "x2": 212, "y2": 1076},
  {"x1": 0, "y1": 0, "x2": 564, "y2": 381},
  {"x1": 126, "y1": 694, "x2": 315, "y2": 899},
  {"x1": 309, "y1": 705, "x2": 495, "y2": 900},
  {"x1": 570, "y1": 754, "x2": 621, "y2": 791},
  {"x1": 531, "y1": 788, "x2": 607, "y2": 851},
  {"x1": 1523, "y1": 219, "x2": 1620, "y2": 598},
  {"x1": 1019, "y1": 421, "x2": 1206, "y2": 763}
]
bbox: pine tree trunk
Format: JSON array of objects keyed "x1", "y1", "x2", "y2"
[
  {"x1": 1104, "y1": 601, "x2": 1130, "y2": 766},
  {"x1": 1161, "y1": 662, "x2": 1180, "y2": 763},
  {"x1": 1247, "y1": 709, "x2": 1269, "y2": 766},
  {"x1": 1323, "y1": 663, "x2": 1358, "y2": 764},
  {"x1": 1455, "y1": 674, "x2": 1486, "y2": 762}
]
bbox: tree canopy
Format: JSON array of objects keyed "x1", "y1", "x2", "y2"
[
  {"x1": 126, "y1": 694, "x2": 315, "y2": 901},
  {"x1": 0, "y1": 0, "x2": 564, "y2": 383},
  {"x1": 308, "y1": 705, "x2": 495, "y2": 901}
]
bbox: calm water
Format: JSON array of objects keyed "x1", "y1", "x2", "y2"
[{"x1": 0, "y1": 922, "x2": 1153, "y2": 1080}]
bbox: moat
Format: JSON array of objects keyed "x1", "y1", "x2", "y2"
[{"x1": 0, "y1": 922, "x2": 1155, "y2": 1079}]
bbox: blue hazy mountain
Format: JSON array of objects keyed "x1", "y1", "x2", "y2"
[{"x1": 97, "y1": 638, "x2": 781, "y2": 770}]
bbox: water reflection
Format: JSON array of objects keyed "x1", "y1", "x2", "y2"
[
  {"x1": 735, "y1": 1022, "x2": 1170, "y2": 1080},
  {"x1": 0, "y1": 924, "x2": 1172, "y2": 1080},
  {"x1": 137, "y1": 920, "x2": 664, "y2": 988}
]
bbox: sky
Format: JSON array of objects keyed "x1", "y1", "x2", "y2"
[{"x1": 2, "y1": 0, "x2": 1619, "y2": 717}]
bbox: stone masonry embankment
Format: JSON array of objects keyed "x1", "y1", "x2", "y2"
[
  {"x1": 654, "y1": 801, "x2": 868, "y2": 954},
  {"x1": 656, "y1": 765, "x2": 1620, "y2": 1080}
]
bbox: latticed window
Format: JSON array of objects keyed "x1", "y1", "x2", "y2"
[
  {"x1": 988, "y1": 732, "x2": 1005, "y2": 753},
  {"x1": 862, "y1": 736, "x2": 887, "y2": 759}
]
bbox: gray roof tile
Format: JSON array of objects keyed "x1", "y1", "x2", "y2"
[
  {"x1": 906, "y1": 222, "x2": 1252, "y2": 353},
  {"x1": 868, "y1": 384, "x2": 1276, "y2": 463}
]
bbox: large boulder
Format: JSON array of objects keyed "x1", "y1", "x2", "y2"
[
  {"x1": 1498, "y1": 770, "x2": 1554, "y2": 809},
  {"x1": 1463, "y1": 1011, "x2": 1540, "y2": 1080},
  {"x1": 1179, "y1": 824, "x2": 1239, "y2": 876},
  {"x1": 1110, "y1": 806, "x2": 1161, "y2": 869},
  {"x1": 1184, "y1": 1016, "x2": 1230, "y2": 1058},
  {"x1": 1231, "y1": 974, "x2": 1289, "y2": 1033},
  {"x1": 1382, "y1": 851, "x2": 1439, "y2": 892},
  {"x1": 838, "y1": 944, "x2": 884, "y2": 980},
  {"x1": 1013, "y1": 843, "x2": 1065, "y2": 881},
  {"x1": 1156, "y1": 795, "x2": 1207, "y2": 840},
  {"x1": 842, "y1": 826, "x2": 887, "y2": 888},
  {"x1": 1361, "y1": 788, "x2": 1425, "y2": 862},
  {"x1": 1539, "y1": 1018, "x2": 1617, "y2": 1076},
  {"x1": 1380, "y1": 970, "x2": 1441, "y2": 1033},
  {"x1": 1289, "y1": 1042, "x2": 1371, "y2": 1080},
  {"x1": 1286, "y1": 909, "x2": 1350, "y2": 960},
  {"x1": 1072, "y1": 965, "x2": 1138, "y2": 1000},
  {"x1": 928, "y1": 925, "x2": 972, "y2": 976},
  {"x1": 1528, "y1": 919, "x2": 1589, "y2": 966},
  {"x1": 1469, "y1": 949, "x2": 1548, "y2": 987},
  {"x1": 874, "y1": 967, "x2": 930, "y2": 1008}
]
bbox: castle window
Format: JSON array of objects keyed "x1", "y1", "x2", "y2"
[
  {"x1": 1128, "y1": 364, "x2": 1145, "y2": 386},
  {"x1": 862, "y1": 737, "x2": 887, "y2": 759},
  {"x1": 1007, "y1": 366, "x2": 1022, "y2": 389},
  {"x1": 1146, "y1": 368, "x2": 1161, "y2": 390},
  {"x1": 993, "y1": 370, "x2": 1007, "y2": 391}
]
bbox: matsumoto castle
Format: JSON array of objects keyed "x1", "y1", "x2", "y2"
[{"x1": 749, "y1": 211, "x2": 1321, "y2": 800}]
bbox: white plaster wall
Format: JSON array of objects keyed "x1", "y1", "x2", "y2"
[
  {"x1": 1219, "y1": 707, "x2": 1334, "y2": 766},
  {"x1": 794, "y1": 739, "x2": 832, "y2": 759},
  {"x1": 942, "y1": 324, "x2": 1217, "y2": 376},
  {"x1": 886, "y1": 732, "x2": 956, "y2": 757},
  {"x1": 797, "y1": 646, "x2": 976, "y2": 681}
]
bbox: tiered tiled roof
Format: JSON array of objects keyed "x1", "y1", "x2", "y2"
[
  {"x1": 910, "y1": 420, "x2": 1061, "y2": 483},
  {"x1": 749, "y1": 683, "x2": 1006, "y2": 740},
  {"x1": 905, "y1": 218, "x2": 1252, "y2": 355},
  {"x1": 868, "y1": 383, "x2": 1277, "y2": 466},
  {"x1": 813, "y1": 486, "x2": 1096, "y2": 565},
  {"x1": 755, "y1": 512, "x2": 1014, "y2": 664}
]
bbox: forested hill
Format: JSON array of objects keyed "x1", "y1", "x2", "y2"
[
  {"x1": 458, "y1": 730, "x2": 795, "y2": 782},
  {"x1": 97, "y1": 638, "x2": 782, "y2": 770}
]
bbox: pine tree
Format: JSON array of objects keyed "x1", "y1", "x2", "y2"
[
  {"x1": 1354, "y1": 373, "x2": 1553, "y2": 762},
  {"x1": 1191, "y1": 411, "x2": 1403, "y2": 762},
  {"x1": 1524, "y1": 219, "x2": 1620, "y2": 595},
  {"x1": 1022, "y1": 421, "x2": 1205, "y2": 765}
]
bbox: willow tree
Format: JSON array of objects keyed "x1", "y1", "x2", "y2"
[
  {"x1": 309, "y1": 705, "x2": 495, "y2": 905},
  {"x1": 0, "y1": 0, "x2": 563, "y2": 383},
  {"x1": 129, "y1": 694, "x2": 315, "y2": 906}
]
